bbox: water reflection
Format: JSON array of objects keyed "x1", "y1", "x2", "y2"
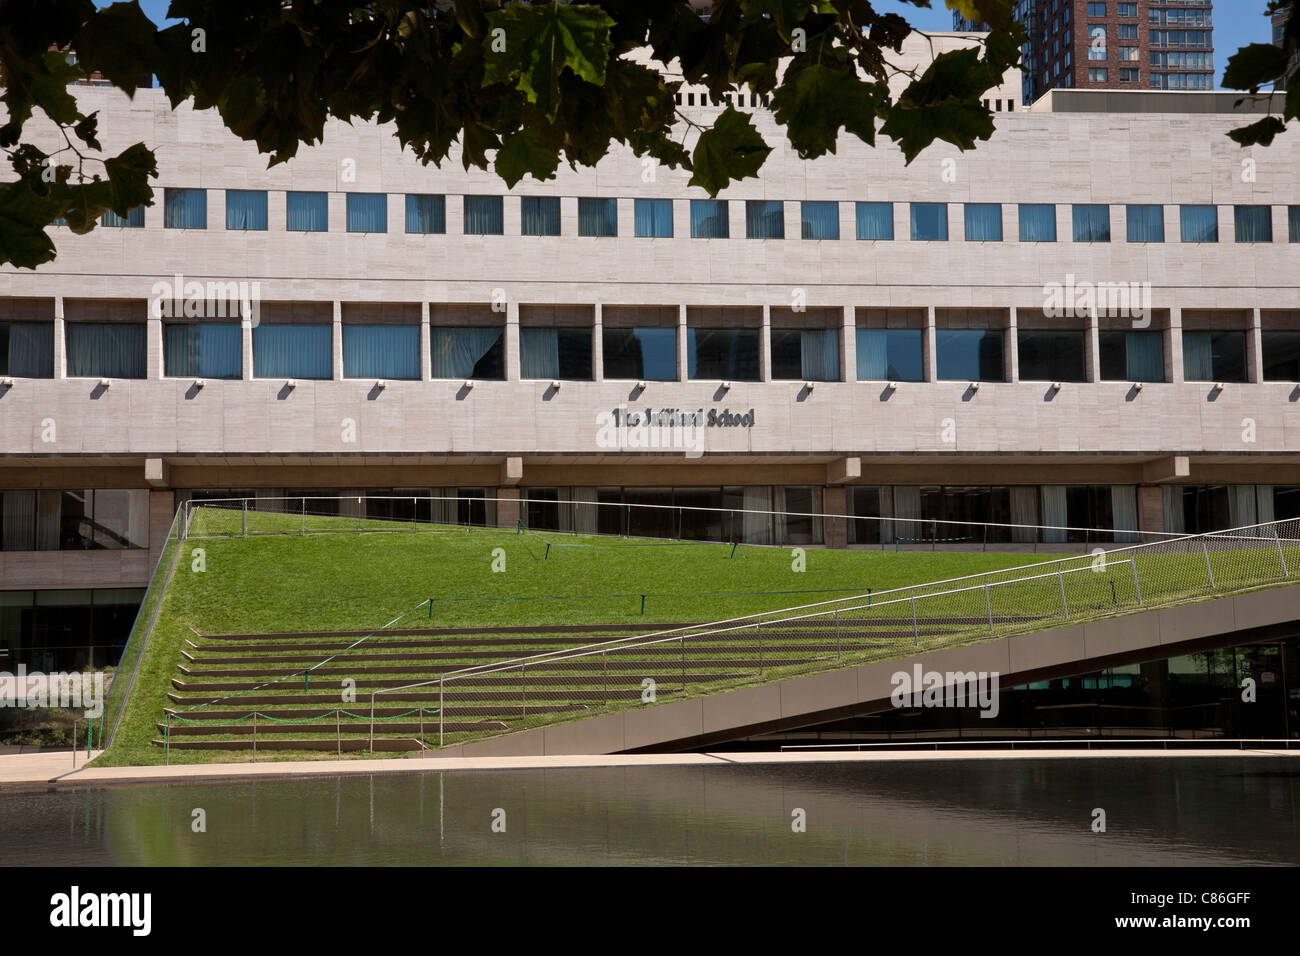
[{"x1": 1, "y1": 758, "x2": 1296, "y2": 866}]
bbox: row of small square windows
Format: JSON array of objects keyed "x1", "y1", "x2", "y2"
[{"x1": 76, "y1": 191, "x2": 1300, "y2": 243}]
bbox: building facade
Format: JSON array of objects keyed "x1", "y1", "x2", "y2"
[
  {"x1": 1015, "y1": 0, "x2": 1214, "y2": 105},
  {"x1": 2, "y1": 36, "x2": 1298, "y2": 672}
]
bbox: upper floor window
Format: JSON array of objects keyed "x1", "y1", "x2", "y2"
[
  {"x1": 1234, "y1": 205, "x2": 1273, "y2": 243},
  {"x1": 163, "y1": 322, "x2": 242, "y2": 379},
  {"x1": 1089, "y1": 67, "x2": 1109, "y2": 81},
  {"x1": 603, "y1": 327, "x2": 677, "y2": 380},
  {"x1": 578, "y1": 197, "x2": 618, "y2": 237},
  {"x1": 745, "y1": 200, "x2": 785, "y2": 239},
  {"x1": 855, "y1": 202, "x2": 894, "y2": 240},
  {"x1": 163, "y1": 188, "x2": 207, "y2": 229},
  {"x1": 1127, "y1": 204, "x2": 1164, "y2": 242},
  {"x1": 856, "y1": 329, "x2": 922, "y2": 382},
  {"x1": 225, "y1": 190, "x2": 268, "y2": 231},
  {"x1": 910, "y1": 203, "x2": 948, "y2": 241},
  {"x1": 801, "y1": 201, "x2": 839, "y2": 240},
  {"x1": 1073, "y1": 204, "x2": 1111, "y2": 242},
  {"x1": 287, "y1": 191, "x2": 328, "y2": 232},
  {"x1": 964, "y1": 203, "x2": 1003, "y2": 241},
  {"x1": 521, "y1": 197, "x2": 561, "y2": 236},
  {"x1": 690, "y1": 199, "x2": 729, "y2": 238},
  {"x1": 346, "y1": 193, "x2": 387, "y2": 233},
  {"x1": 464, "y1": 195, "x2": 504, "y2": 235},
  {"x1": 936, "y1": 329, "x2": 1004, "y2": 382},
  {"x1": 770, "y1": 328, "x2": 839, "y2": 381},
  {"x1": 1180, "y1": 205, "x2": 1218, "y2": 242},
  {"x1": 1183, "y1": 330, "x2": 1247, "y2": 382},
  {"x1": 1086, "y1": 2, "x2": 1106, "y2": 15},
  {"x1": 1262, "y1": 332, "x2": 1300, "y2": 381},
  {"x1": 1118, "y1": 23, "x2": 1138, "y2": 39},
  {"x1": 342, "y1": 324, "x2": 419, "y2": 379},
  {"x1": 100, "y1": 206, "x2": 145, "y2": 228},
  {"x1": 405, "y1": 194, "x2": 446, "y2": 234},
  {"x1": 66, "y1": 322, "x2": 147, "y2": 378},
  {"x1": 520, "y1": 327, "x2": 592, "y2": 379},
  {"x1": 0, "y1": 321, "x2": 54, "y2": 378},
  {"x1": 1019, "y1": 204, "x2": 1057, "y2": 241},
  {"x1": 1290, "y1": 206, "x2": 1300, "y2": 243},
  {"x1": 1100, "y1": 331, "x2": 1165, "y2": 382},
  {"x1": 1018, "y1": 330, "x2": 1087, "y2": 382},
  {"x1": 1117, "y1": 2, "x2": 1137, "y2": 16},
  {"x1": 634, "y1": 198, "x2": 673, "y2": 237},
  {"x1": 252, "y1": 323, "x2": 332, "y2": 379},
  {"x1": 430, "y1": 327, "x2": 504, "y2": 380},
  {"x1": 687, "y1": 328, "x2": 760, "y2": 380}
]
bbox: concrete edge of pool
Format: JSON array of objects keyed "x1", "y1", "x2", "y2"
[{"x1": 1, "y1": 747, "x2": 1298, "y2": 790}]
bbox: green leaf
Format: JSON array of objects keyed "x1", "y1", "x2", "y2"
[
  {"x1": 484, "y1": 4, "x2": 616, "y2": 121},
  {"x1": 0, "y1": 182, "x2": 62, "y2": 270},
  {"x1": 73, "y1": 1, "x2": 159, "y2": 96},
  {"x1": 689, "y1": 107, "x2": 773, "y2": 195},
  {"x1": 1227, "y1": 115, "x2": 1288, "y2": 148},
  {"x1": 771, "y1": 62, "x2": 880, "y2": 159},
  {"x1": 1223, "y1": 43, "x2": 1292, "y2": 91},
  {"x1": 494, "y1": 129, "x2": 560, "y2": 187}
]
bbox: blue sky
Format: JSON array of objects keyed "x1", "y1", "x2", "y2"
[{"x1": 127, "y1": 0, "x2": 1276, "y2": 90}]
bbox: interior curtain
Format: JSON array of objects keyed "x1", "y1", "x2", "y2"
[
  {"x1": 1, "y1": 490, "x2": 35, "y2": 550},
  {"x1": 520, "y1": 327, "x2": 559, "y2": 379},
  {"x1": 164, "y1": 188, "x2": 207, "y2": 229},
  {"x1": 225, "y1": 190, "x2": 267, "y2": 230},
  {"x1": 164, "y1": 323, "x2": 241, "y2": 378},
  {"x1": 1235, "y1": 205, "x2": 1272, "y2": 242},
  {"x1": 101, "y1": 206, "x2": 144, "y2": 228},
  {"x1": 431, "y1": 328, "x2": 501, "y2": 378},
  {"x1": 742, "y1": 486, "x2": 771, "y2": 544},
  {"x1": 1111, "y1": 485, "x2": 1139, "y2": 543},
  {"x1": 1041, "y1": 486, "x2": 1068, "y2": 543},
  {"x1": 800, "y1": 201, "x2": 838, "y2": 239},
  {"x1": 691, "y1": 200, "x2": 728, "y2": 238},
  {"x1": 405, "y1": 195, "x2": 446, "y2": 234},
  {"x1": 745, "y1": 201, "x2": 784, "y2": 239},
  {"x1": 910, "y1": 203, "x2": 948, "y2": 240},
  {"x1": 1018, "y1": 204, "x2": 1056, "y2": 241},
  {"x1": 892, "y1": 486, "x2": 921, "y2": 542},
  {"x1": 1073, "y1": 205, "x2": 1110, "y2": 241},
  {"x1": 1257, "y1": 486, "x2": 1276, "y2": 525},
  {"x1": 464, "y1": 196, "x2": 504, "y2": 234},
  {"x1": 635, "y1": 199, "x2": 672, "y2": 237},
  {"x1": 1182, "y1": 331, "x2": 1214, "y2": 381},
  {"x1": 342, "y1": 325, "x2": 419, "y2": 379},
  {"x1": 1011, "y1": 486, "x2": 1038, "y2": 542},
  {"x1": 1290, "y1": 207, "x2": 1300, "y2": 243},
  {"x1": 287, "y1": 192, "x2": 328, "y2": 231},
  {"x1": 4, "y1": 322, "x2": 54, "y2": 377},
  {"x1": 1162, "y1": 486, "x2": 1186, "y2": 535},
  {"x1": 856, "y1": 202, "x2": 893, "y2": 239},
  {"x1": 1228, "y1": 485, "x2": 1257, "y2": 529},
  {"x1": 578, "y1": 198, "x2": 617, "y2": 237},
  {"x1": 347, "y1": 194, "x2": 387, "y2": 233},
  {"x1": 856, "y1": 329, "x2": 888, "y2": 380},
  {"x1": 253, "y1": 324, "x2": 331, "y2": 379},
  {"x1": 35, "y1": 490, "x2": 60, "y2": 550},
  {"x1": 66, "y1": 323, "x2": 146, "y2": 378},
  {"x1": 964, "y1": 203, "x2": 1003, "y2": 240},
  {"x1": 573, "y1": 487, "x2": 597, "y2": 534},
  {"x1": 522, "y1": 197, "x2": 560, "y2": 236},
  {"x1": 1181, "y1": 205, "x2": 1218, "y2": 242},
  {"x1": 1127, "y1": 204, "x2": 1164, "y2": 242},
  {"x1": 1126, "y1": 331, "x2": 1164, "y2": 381},
  {"x1": 800, "y1": 329, "x2": 838, "y2": 381}
]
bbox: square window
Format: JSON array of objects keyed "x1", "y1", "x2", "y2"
[
  {"x1": 634, "y1": 198, "x2": 673, "y2": 237},
  {"x1": 578, "y1": 197, "x2": 618, "y2": 237},
  {"x1": 964, "y1": 203, "x2": 1003, "y2": 241},
  {"x1": 910, "y1": 202, "x2": 948, "y2": 240},
  {"x1": 464, "y1": 195, "x2": 504, "y2": 235},
  {"x1": 1234, "y1": 205, "x2": 1273, "y2": 242},
  {"x1": 745, "y1": 200, "x2": 785, "y2": 239},
  {"x1": 855, "y1": 202, "x2": 894, "y2": 240},
  {"x1": 521, "y1": 197, "x2": 561, "y2": 236},
  {"x1": 405, "y1": 194, "x2": 446, "y2": 234},
  {"x1": 163, "y1": 188, "x2": 207, "y2": 229},
  {"x1": 225, "y1": 190, "x2": 267, "y2": 230},
  {"x1": 690, "y1": 199, "x2": 729, "y2": 238},
  {"x1": 1019, "y1": 204, "x2": 1057, "y2": 241},
  {"x1": 287, "y1": 191, "x2": 328, "y2": 232},
  {"x1": 346, "y1": 193, "x2": 387, "y2": 233},
  {"x1": 1126, "y1": 204, "x2": 1164, "y2": 242},
  {"x1": 800, "y1": 201, "x2": 839, "y2": 239}
]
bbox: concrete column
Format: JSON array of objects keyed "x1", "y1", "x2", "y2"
[
  {"x1": 841, "y1": 306, "x2": 856, "y2": 382},
  {"x1": 496, "y1": 487, "x2": 521, "y2": 530},
  {"x1": 784, "y1": 200, "x2": 799, "y2": 241},
  {"x1": 241, "y1": 310, "x2": 254, "y2": 380},
  {"x1": 332, "y1": 300, "x2": 343, "y2": 380},
  {"x1": 729, "y1": 199, "x2": 744, "y2": 240},
  {"x1": 53, "y1": 296, "x2": 65, "y2": 379},
  {"x1": 823, "y1": 485, "x2": 847, "y2": 548},
  {"x1": 923, "y1": 305, "x2": 937, "y2": 381},
  {"x1": 446, "y1": 193, "x2": 464, "y2": 235},
  {"x1": 1167, "y1": 307, "x2": 1184, "y2": 383},
  {"x1": 1006, "y1": 306, "x2": 1019, "y2": 383},
  {"x1": 674, "y1": 198, "x2": 690, "y2": 240},
  {"x1": 148, "y1": 489, "x2": 176, "y2": 568},
  {"x1": 328, "y1": 192, "x2": 345, "y2": 233},
  {"x1": 504, "y1": 193, "x2": 522, "y2": 236},
  {"x1": 1247, "y1": 307, "x2": 1263, "y2": 384},
  {"x1": 420, "y1": 301, "x2": 431, "y2": 381},
  {"x1": 593, "y1": 302, "x2": 604, "y2": 381},
  {"x1": 505, "y1": 299, "x2": 520, "y2": 381},
  {"x1": 1085, "y1": 309, "x2": 1100, "y2": 382},
  {"x1": 147, "y1": 311, "x2": 163, "y2": 380},
  {"x1": 1137, "y1": 485, "x2": 1164, "y2": 537},
  {"x1": 760, "y1": 304, "x2": 771, "y2": 381},
  {"x1": 678, "y1": 304, "x2": 689, "y2": 382}
]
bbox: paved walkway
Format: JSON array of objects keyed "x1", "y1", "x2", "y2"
[{"x1": 0, "y1": 747, "x2": 1295, "y2": 789}]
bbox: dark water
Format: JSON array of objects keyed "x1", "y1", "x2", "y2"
[{"x1": 1, "y1": 758, "x2": 1298, "y2": 866}]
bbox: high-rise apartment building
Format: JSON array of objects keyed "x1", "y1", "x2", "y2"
[{"x1": 1014, "y1": 1, "x2": 1213, "y2": 105}]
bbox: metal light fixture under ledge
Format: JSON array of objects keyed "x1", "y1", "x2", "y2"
[
  {"x1": 463, "y1": 379, "x2": 474, "y2": 390},
  {"x1": 968, "y1": 381, "x2": 980, "y2": 392},
  {"x1": 803, "y1": 380, "x2": 816, "y2": 392},
  {"x1": 719, "y1": 380, "x2": 731, "y2": 392},
  {"x1": 98, "y1": 378, "x2": 111, "y2": 388},
  {"x1": 284, "y1": 379, "x2": 297, "y2": 390},
  {"x1": 193, "y1": 378, "x2": 205, "y2": 390},
  {"x1": 374, "y1": 380, "x2": 387, "y2": 390}
]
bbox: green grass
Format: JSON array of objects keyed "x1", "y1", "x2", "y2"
[{"x1": 97, "y1": 513, "x2": 1061, "y2": 765}]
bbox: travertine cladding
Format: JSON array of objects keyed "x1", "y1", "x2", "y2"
[{"x1": 0, "y1": 33, "x2": 1297, "y2": 463}]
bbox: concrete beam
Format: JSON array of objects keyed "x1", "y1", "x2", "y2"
[
  {"x1": 500, "y1": 456, "x2": 524, "y2": 486},
  {"x1": 144, "y1": 457, "x2": 170, "y2": 488},
  {"x1": 1141, "y1": 456, "x2": 1190, "y2": 483},
  {"x1": 826, "y1": 456, "x2": 861, "y2": 484}
]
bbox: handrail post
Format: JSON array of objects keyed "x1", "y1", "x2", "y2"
[
  {"x1": 910, "y1": 595, "x2": 919, "y2": 647},
  {"x1": 163, "y1": 714, "x2": 169, "y2": 765},
  {"x1": 680, "y1": 637, "x2": 686, "y2": 693},
  {"x1": 521, "y1": 662, "x2": 526, "y2": 720},
  {"x1": 369, "y1": 693, "x2": 375, "y2": 751},
  {"x1": 984, "y1": 582, "x2": 994, "y2": 634},
  {"x1": 439, "y1": 678, "x2": 444, "y2": 748},
  {"x1": 1202, "y1": 537, "x2": 1216, "y2": 589},
  {"x1": 757, "y1": 617, "x2": 763, "y2": 676},
  {"x1": 72, "y1": 720, "x2": 77, "y2": 769},
  {"x1": 301, "y1": 496, "x2": 306, "y2": 536},
  {"x1": 1057, "y1": 565, "x2": 1069, "y2": 619},
  {"x1": 336, "y1": 708, "x2": 341, "y2": 760},
  {"x1": 242, "y1": 498, "x2": 248, "y2": 538},
  {"x1": 252, "y1": 711, "x2": 257, "y2": 762},
  {"x1": 1275, "y1": 527, "x2": 1289, "y2": 578},
  {"x1": 419, "y1": 706, "x2": 425, "y2": 755},
  {"x1": 834, "y1": 606, "x2": 841, "y2": 662},
  {"x1": 1130, "y1": 557, "x2": 1143, "y2": 605}
]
